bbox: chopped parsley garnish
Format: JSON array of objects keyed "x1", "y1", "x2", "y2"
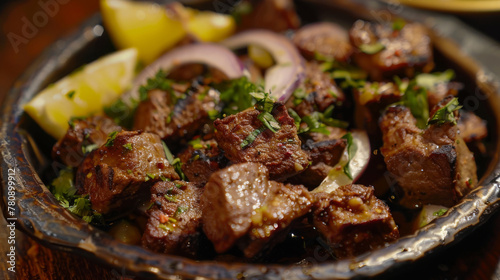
[
  {"x1": 104, "y1": 98, "x2": 138, "y2": 129},
  {"x1": 188, "y1": 137, "x2": 204, "y2": 150},
  {"x1": 398, "y1": 81, "x2": 429, "y2": 129},
  {"x1": 49, "y1": 168, "x2": 103, "y2": 225},
  {"x1": 104, "y1": 131, "x2": 119, "y2": 147},
  {"x1": 427, "y1": 97, "x2": 462, "y2": 126},
  {"x1": 66, "y1": 90, "x2": 76, "y2": 100},
  {"x1": 288, "y1": 108, "x2": 302, "y2": 130},
  {"x1": 175, "y1": 205, "x2": 189, "y2": 216},
  {"x1": 122, "y1": 143, "x2": 133, "y2": 151},
  {"x1": 392, "y1": 18, "x2": 406, "y2": 31},
  {"x1": 416, "y1": 69, "x2": 455, "y2": 91},
  {"x1": 299, "y1": 111, "x2": 348, "y2": 135},
  {"x1": 342, "y1": 132, "x2": 357, "y2": 180},
  {"x1": 359, "y1": 42, "x2": 385, "y2": 54},
  {"x1": 82, "y1": 144, "x2": 99, "y2": 154},
  {"x1": 212, "y1": 76, "x2": 261, "y2": 117},
  {"x1": 138, "y1": 69, "x2": 174, "y2": 102},
  {"x1": 241, "y1": 126, "x2": 266, "y2": 148},
  {"x1": 162, "y1": 141, "x2": 187, "y2": 181},
  {"x1": 433, "y1": 208, "x2": 448, "y2": 217},
  {"x1": 164, "y1": 194, "x2": 179, "y2": 203},
  {"x1": 258, "y1": 111, "x2": 281, "y2": 133}
]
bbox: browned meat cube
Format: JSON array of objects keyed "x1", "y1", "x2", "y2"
[
  {"x1": 238, "y1": 181, "x2": 313, "y2": 258},
  {"x1": 201, "y1": 163, "x2": 313, "y2": 258},
  {"x1": 287, "y1": 61, "x2": 345, "y2": 118},
  {"x1": 235, "y1": 0, "x2": 300, "y2": 33},
  {"x1": 52, "y1": 115, "x2": 121, "y2": 167},
  {"x1": 214, "y1": 103, "x2": 310, "y2": 181},
  {"x1": 201, "y1": 162, "x2": 270, "y2": 253},
  {"x1": 349, "y1": 20, "x2": 434, "y2": 81},
  {"x1": 293, "y1": 22, "x2": 353, "y2": 62},
  {"x1": 287, "y1": 138, "x2": 347, "y2": 189},
  {"x1": 133, "y1": 84, "x2": 219, "y2": 146},
  {"x1": 379, "y1": 100, "x2": 477, "y2": 209},
  {"x1": 458, "y1": 111, "x2": 487, "y2": 143},
  {"x1": 353, "y1": 82, "x2": 403, "y2": 137},
  {"x1": 312, "y1": 184, "x2": 399, "y2": 259},
  {"x1": 177, "y1": 138, "x2": 228, "y2": 185},
  {"x1": 142, "y1": 180, "x2": 204, "y2": 257},
  {"x1": 75, "y1": 131, "x2": 180, "y2": 217}
]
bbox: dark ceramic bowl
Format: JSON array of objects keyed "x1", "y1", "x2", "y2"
[{"x1": 2, "y1": 1, "x2": 500, "y2": 279}]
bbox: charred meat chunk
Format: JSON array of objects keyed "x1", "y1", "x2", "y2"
[
  {"x1": 379, "y1": 100, "x2": 477, "y2": 208},
  {"x1": 178, "y1": 138, "x2": 228, "y2": 186},
  {"x1": 214, "y1": 103, "x2": 310, "y2": 181},
  {"x1": 142, "y1": 180, "x2": 204, "y2": 257},
  {"x1": 353, "y1": 82, "x2": 403, "y2": 137},
  {"x1": 76, "y1": 131, "x2": 180, "y2": 217},
  {"x1": 287, "y1": 61, "x2": 345, "y2": 118},
  {"x1": 458, "y1": 111, "x2": 488, "y2": 143},
  {"x1": 52, "y1": 116, "x2": 121, "y2": 167},
  {"x1": 312, "y1": 184, "x2": 399, "y2": 259},
  {"x1": 288, "y1": 138, "x2": 347, "y2": 189},
  {"x1": 349, "y1": 20, "x2": 433, "y2": 81},
  {"x1": 235, "y1": 0, "x2": 300, "y2": 33},
  {"x1": 293, "y1": 22, "x2": 353, "y2": 62},
  {"x1": 201, "y1": 163, "x2": 312, "y2": 258},
  {"x1": 133, "y1": 82, "x2": 219, "y2": 146}
]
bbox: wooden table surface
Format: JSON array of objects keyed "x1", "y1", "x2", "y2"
[{"x1": 1, "y1": 1, "x2": 500, "y2": 279}]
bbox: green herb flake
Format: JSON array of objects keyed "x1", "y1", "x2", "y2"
[
  {"x1": 392, "y1": 18, "x2": 406, "y2": 31},
  {"x1": 82, "y1": 144, "x2": 99, "y2": 154},
  {"x1": 342, "y1": 132, "x2": 358, "y2": 180},
  {"x1": 162, "y1": 141, "x2": 188, "y2": 181},
  {"x1": 104, "y1": 131, "x2": 119, "y2": 147},
  {"x1": 258, "y1": 111, "x2": 281, "y2": 133},
  {"x1": 164, "y1": 194, "x2": 179, "y2": 203},
  {"x1": 175, "y1": 205, "x2": 189, "y2": 216},
  {"x1": 241, "y1": 126, "x2": 266, "y2": 148},
  {"x1": 287, "y1": 108, "x2": 302, "y2": 130},
  {"x1": 433, "y1": 208, "x2": 448, "y2": 217},
  {"x1": 416, "y1": 69, "x2": 454, "y2": 90},
  {"x1": 359, "y1": 42, "x2": 385, "y2": 55},
  {"x1": 427, "y1": 98, "x2": 462, "y2": 126},
  {"x1": 66, "y1": 90, "x2": 76, "y2": 100},
  {"x1": 400, "y1": 82, "x2": 429, "y2": 129},
  {"x1": 122, "y1": 143, "x2": 133, "y2": 151}
]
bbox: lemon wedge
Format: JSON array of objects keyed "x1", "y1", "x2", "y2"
[
  {"x1": 24, "y1": 48, "x2": 138, "y2": 140},
  {"x1": 185, "y1": 9, "x2": 236, "y2": 42},
  {"x1": 100, "y1": 0, "x2": 186, "y2": 64}
]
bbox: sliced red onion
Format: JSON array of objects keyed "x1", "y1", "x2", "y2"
[
  {"x1": 221, "y1": 30, "x2": 305, "y2": 102},
  {"x1": 125, "y1": 43, "x2": 245, "y2": 101},
  {"x1": 312, "y1": 130, "x2": 371, "y2": 194}
]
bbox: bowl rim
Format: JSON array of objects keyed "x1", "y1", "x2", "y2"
[{"x1": 2, "y1": 3, "x2": 500, "y2": 280}]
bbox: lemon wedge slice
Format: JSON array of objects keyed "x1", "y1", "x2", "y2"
[
  {"x1": 24, "y1": 48, "x2": 138, "y2": 140},
  {"x1": 185, "y1": 9, "x2": 236, "y2": 42},
  {"x1": 100, "y1": 0, "x2": 186, "y2": 64}
]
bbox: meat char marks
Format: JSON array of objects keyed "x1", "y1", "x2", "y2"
[
  {"x1": 214, "y1": 103, "x2": 310, "y2": 181},
  {"x1": 201, "y1": 163, "x2": 313, "y2": 258},
  {"x1": 379, "y1": 97, "x2": 477, "y2": 208},
  {"x1": 142, "y1": 180, "x2": 206, "y2": 257},
  {"x1": 76, "y1": 130, "x2": 179, "y2": 217},
  {"x1": 312, "y1": 185, "x2": 399, "y2": 258}
]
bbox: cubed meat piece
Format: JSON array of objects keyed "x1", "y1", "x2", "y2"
[
  {"x1": 287, "y1": 61, "x2": 345, "y2": 118},
  {"x1": 178, "y1": 138, "x2": 228, "y2": 186},
  {"x1": 52, "y1": 116, "x2": 121, "y2": 167},
  {"x1": 379, "y1": 99, "x2": 477, "y2": 209},
  {"x1": 142, "y1": 180, "x2": 204, "y2": 257},
  {"x1": 239, "y1": 181, "x2": 313, "y2": 258},
  {"x1": 426, "y1": 80, "x2": 460, "y2": 109},
  {"x1": 288, "y1": 138, "x2": 347, "y2": 189},
  {"x1": 293, "y1": 22, "x2": 353, "y2": 62},
  {"x1": 312, "y1": 185, "x2": 399, "y2": 259},
  {"x1": 214, "y1": 103, "x2": 310, "y2": 181},
  {"x1": 458, "y1": 111, "x2": 487, "y2": 143},
  {"x1": 75, "y1": 131, "x2": 180, "y2": 217},
  {"x1": 201, "y1": 163, "x2": 271, "y2": 253},
  {"x1": 133, "y1": 82, "x2": 219, "y2": 146},
  {"x1": 349, "y1": 20, "x2": 434, "y2": 81},
  {"x1": 353, "y1": 82, "x2": 403, "y2": 137},
  {"x1": 235, "y1": 0, "x2": 300, "y2": 33},
  {"x1": 201, "y1": 162, "x2": 313, "y2": 258}
]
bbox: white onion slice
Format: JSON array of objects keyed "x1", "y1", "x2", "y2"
[
  {"x1": 312, "y1": 130, "x2": 371, "y2": 194},
  {"x1": 124, "y1": 43, "x2": 245, "y2": 101},
  {"x1": 221, "y1": 30, "x2": 305, "y2": 102}
]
